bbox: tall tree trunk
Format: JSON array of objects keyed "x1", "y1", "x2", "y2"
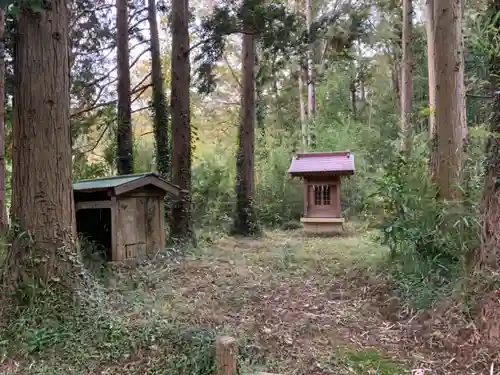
[
  {"x1": 0, "y1": 9, "x2": 7, "y2": 233},
  {"x1": 116, "y1": 0, "x2": 134, "y2": 175},
  {"x1": 350, "y1": 78, "x2": 357, "y2": 118},
  {"x1": 294, "y1": 0, "x2": 308, "y2": 150},
  {"x1": 426, "y1": 0, "x2": 438, "y2": 178},
  {"x1": 232, "y1": 28, "x2": 259, "y2": 236},
  {"x1": 400, "y1": 0, "x2": 413, "y2": 152},
  {"x1": 255, "y1": 49, "x2": 265, "y2": 132},
  {"x1": 298, "y1": 65, "x2": 307, "y2": 150},
  {"x1": 148, "y1": 0, "x2": 170, "y2": 178},
  {"x1": 305, "y1": 0, "x2": 315, "y2": 122},
  {"x1": 391, "y1": 59, "x2": 400, "y2": 106},
  {"x1": 425, "y1": 0, "x2": 436, "y2": 140},
  {"x1": 360, "y1": 80, "x2": 366, "y2": 101},
  {"x1": 432, "y1": 0, "x2": 467, "y2": 199},
  {"x1": 272, "y1": 78, "x2": 284, "y2": 129},
  {"x1": 3, "y1": 0, "x2": 75, "y2": 289},
  {"x1": 170, "y1": 0, "x2": 194, "y2": 243},
  {"x1": 476, "y1": 0, "x2": 500, "y2": 347}
]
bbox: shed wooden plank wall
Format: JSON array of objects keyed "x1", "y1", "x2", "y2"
[
  {"x1": 145, "y1": 196, "x2": 164, "y2": 256},
  {"x1": 114, "y1": 193, "x2": 165, "y2": 261}
]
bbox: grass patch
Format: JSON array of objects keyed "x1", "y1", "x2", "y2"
[{"x1": 340, "y1": 348, "x2": 406, "y2": 375}]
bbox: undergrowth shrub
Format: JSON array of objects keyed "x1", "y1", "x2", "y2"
[
  {"x1": 192, "y1": 148, "x2": 235, "y2": 230},
  {"x1": 375, "y1": 148, "x2": 481, "y2": 309},
  {"x1": 0, "y1": 238, "x2": 225, "y2": 374},
  {"x1": 255, "y1": 135, "x2": 303, "y2": 227}
]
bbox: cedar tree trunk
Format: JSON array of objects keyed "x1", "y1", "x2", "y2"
[
  {"x1": 432, "y1": 0, "x2": 467, "y2": 199},
  {"x1": 3, "y1": 0, "x2": 76, "y2": 290},
  {"x1": 426, "y1": 0, "x2": 438, "y2": 178},
  {"x1": 232, "y1": 30, "x2": 259, "y2": 236},
  {"x1": 305, "y1": 0, "x2": 315, "y2": 149},
  {"x1": 298, "y1": 66, "x2": 307, "y2": 150},
  {"x1": 116, "y1": 0, "x2": 134, "y2": 175},
  {"x1": 148, "y1": 0, "x2": 170, "y2": 177},
  {"x1": 350, "y1": 80, "x2": 357, "y2": 118},
  {"x1": 425, "y1": 0, "x2": 436, "y2": 141},
  {"x1": 170, "y1": 0, "x2": 194, "y2": 243},
  {"x1": 400, "y1": 0, "x2": 413, "y2": 152}
]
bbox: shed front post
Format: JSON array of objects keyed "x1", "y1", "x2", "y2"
[{"x1": 110, "y1": 196, "x2": 119, "y2": 261}]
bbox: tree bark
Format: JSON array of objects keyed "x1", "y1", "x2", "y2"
[
  {"x1": 426, "y1": 0, "x2": 438, "y2": 179},
  {"x1": 0, "y1": 9, "x2": 7, "y2": 233},
  {"x1": 477, "y1": 0, "x2": 500, "y2": 348},
  {"x1": 425, "y1": 0, "x2": 436, "y2": 141},
  {"x1": 298, "y1": 65, "x2": 307, "y2": 150},
  {"x1": 350, "y1": 80, "x2": 357, "y2": 118},
  {"x1": 116, "y1": 0, "x2": 134, "y2": 175},
  {"x1": 432, "y1": 0, "x2": 467, "y2": 199},
  {"x1": 400, "y1": 0, "x2": 413, "y2": 152},
  {"x1": 4, "y1": 0, "x2": 76, "y2": 288},
  {"x1": 232, "y1": 26, "x2": 259, "y2": 236},
  {"x1": 148, "y1": 0, "x2": 170, "y2": 178},
  {"x1": 305, "y1": 0, "x2": 315, "y2": 123},
  {"x1": 170, "y1": 0, "x2": 194, "y2": 243}
]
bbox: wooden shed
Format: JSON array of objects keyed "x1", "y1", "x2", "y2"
[
  {"x1": 288, "y1": 151, "x2": 355, "y2": 234},
  {"x1": 73, "y1": 173, "x2": 183, "y2": 261}
]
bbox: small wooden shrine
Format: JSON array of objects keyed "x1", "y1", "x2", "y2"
[
  {"x1": 288, "y1": 151, "x2": 355, "y2": 234},
  {"x1": 73, "y1": 173, "x2": 184, "y2": 261}
]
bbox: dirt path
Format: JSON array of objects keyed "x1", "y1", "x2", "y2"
[{"x1": 112, "y1": 230, "x2": 421, "y2": 374}]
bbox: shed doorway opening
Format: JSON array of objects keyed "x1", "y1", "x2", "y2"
[{"x1": 76, "y1": 208, "x2": 112, "y2": 261}]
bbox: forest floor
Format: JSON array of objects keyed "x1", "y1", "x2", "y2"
[{"x1": 1, "y1": 228, "x2": 489, "y2": 374}]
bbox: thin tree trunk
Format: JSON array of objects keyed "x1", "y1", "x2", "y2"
[
  {"x1": 295, "y1": 0, "x2": 307, "y2": 150},
  {"x1": 400, "y1": 0, "x2": 413, "y2": 152},
  {"x1": 255, "y1": 49, "x2": 265, "y2": 132},
  {"x1": 232, "y1": 26, "x2": 259, "y2": 236},
  {"x1": 391, "y1": 17, "x2": 403, "y2": 108},
  {"x1": 306, "y1": 0, "x2": 316, "y2": 122},
  {"x1": 427, "y1": 0, "x2": 438, "y2": 179},
  {"x1": 3, "y1": 0, "x2": 76, "y2": 289},
  {"x1": 170, "y1": 0, "x2": 194, "y2": 243},
  {"x1": 349, "y1": 78, "x2": 358, "y2": 118},
  {"x1": 116, "y1": 0, "x2": 134, "y2": 175},
  {"x1": 391, "y1": 60, "x2": 401, "y2": 106},
  {"x1": 0, "y1": 9, "x2": 7, "y2": 233},
  {"x1": 426, "y1": 0, "x2": 436, "y2": 139},
  {"x1": 432, "y1": 0, "x2": 467, "y2": 199},
  {"x1": 298, "y1": 66, "x2": 307, "y2": 150},
  {"x1": 272, "y1": 78, "x2": 284, "y2": 129},
  {"x1": 148, "y1": 0, "x2": 170, "y2": 177}
]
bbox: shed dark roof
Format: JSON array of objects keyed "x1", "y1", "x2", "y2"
[
  {"x1": 73, "y1": 172, "x2": 184, "y2": 196},
  {"x1": 287, "y1": 151, "x2": 355, "y2": 176}
]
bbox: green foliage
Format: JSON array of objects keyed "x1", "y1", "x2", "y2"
[
  {"x1": 194, "y1": 0, "x2": 303, "y2": 94},
  {"x1": 133, "y1": 137, "x2": 155, "y2": 173},
  {"x1": 374, "y1": 149, "x2": 481, "y2": 308},
  {"x1": 255, "y1": 136, "x2": 303, "y2": 227},
  {"x1": 192, "y1": 148, "x2": 235, "y2": 230},
  {"x1": 72, "y1": 152, "x2": 109, "y2": 180},
  {"x1": 340, "y1": 349, "x2": 405, "y2": 375},
  {"x1": 194, "y1": 0, "x2": 370, "y2": 94}
]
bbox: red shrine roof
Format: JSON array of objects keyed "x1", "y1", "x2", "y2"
[{"x1": 287, "y1": 151, "x2": 355, "y2": 176}]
